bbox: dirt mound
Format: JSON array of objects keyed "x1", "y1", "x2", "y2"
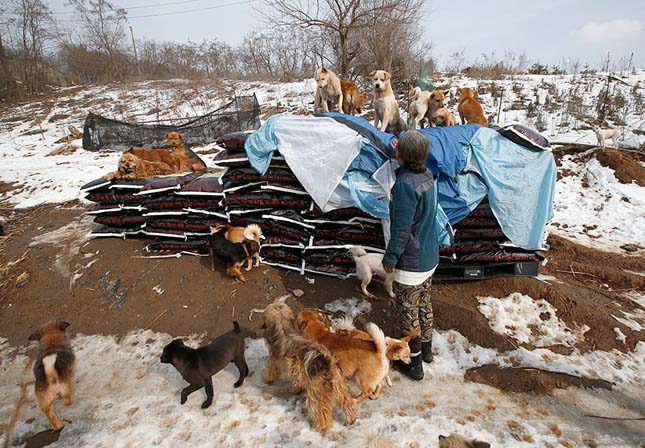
[
  {"x1": 594, "y1": 148, "x2": 645, "y2": 186},
  {"x1": 465, "y1": 365, "x2": 612, "y2": 395}
]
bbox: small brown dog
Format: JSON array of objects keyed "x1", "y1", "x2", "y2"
[
  {"x1": 430, "y1": 107, "x2": 458, "y2": 127},
  {"x1": 341, "y1": 80, "x2": 369, "y2": 115},
  {"x1": 335, "y1": 318, "x2": 411, "y2": 365},
  {"x1": 214, "y1": 223, "x2": 263, "y2": 270},
  {"x1": 424, "y1": 90, "x2": 449, "y2": 126},
  {"x1": 252, "y1": 298, "x2": 357, "y2": 435},
  {"x1": 457, "y1": 88, "x2": 488, "y2": 127},
  {"x1": 438, "y1": 434, "x2": 491, "y2": 448},
  {"x1": 103, "y1": 151, "x2": 177, "y2": 180},
  {"x1": 28, "y1": 321, "x2": 76, "y2": 432},
  {"x1": 165, "y1": 131, "x2": 207, "y2": 173},
  {"x1": 297, "y1": 310, "x2": 391, "y2": 403}
]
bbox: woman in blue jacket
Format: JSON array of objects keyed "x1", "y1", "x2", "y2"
[{"x1": 383, "y1": 130, "x2": 439, "y2": 381}]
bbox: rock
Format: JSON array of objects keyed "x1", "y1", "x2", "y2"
[
  {"x1": 291, "y1": 289, "x2": 304, "y2": 298},
  {"x1": 620, "y1": 243, "x2": 639, "y2": 252},
  {"x1": 15, "y1": 271, "x2": 29, "y2": 288}
]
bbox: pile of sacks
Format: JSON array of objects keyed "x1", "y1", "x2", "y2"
[
  {"x1": 81, "y1": 133, "x2": 385, "y2": 278},
  {"x1": 82, "y1": 132, "x2": 540, "y2": 279}
]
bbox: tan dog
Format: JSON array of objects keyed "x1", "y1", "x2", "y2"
[
  {"x1": 371, "y1": 70, "x2": 406, "y2": 135},
  {"x1": 103, "y1": 151, "x2": 177, "y2": 180},
  {"x1": 430, "y1": 107, "x2": 458, "y2": 127},
  {"x1": 438, "y1": 434, "x2": 491, "y2": 448},
  {"x1": 407, "y1": 87, "x2": 432, "y2": 129},
  {"x1": 251, "y1": 298, "x2": 357, "y2": 435},
  {"x1": 214, "y1": 223, "x2": 263, "y2": 270},
  {"x1": 28, "y1": 321, "x2": 75, "y2": 432},
  {"x1": 341, "y1": 80, "x2": 369, "y2": 115},
  {"x1": 297, "y1": 310, "x2": 391, "y2": 403},
  {"x1": 314, "y1": 67, "x2": 343, "y2": 113},
  {"x1": 165, "y1": 131, "x2": 207, "y2": 173},
  {"x1": 335, "y1": 319, "x2": 411, "y2": 364},
  {"x1": 458, "y1": 88, "x2": 488, "y2": 127}
]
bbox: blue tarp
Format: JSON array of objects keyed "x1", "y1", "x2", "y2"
[{"x1": 244, "y1": 115, "x2": 556, "y2": 251}]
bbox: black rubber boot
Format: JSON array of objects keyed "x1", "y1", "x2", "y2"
[
  {"x1": 393, "y1": 337, "x2": 424, "y2": 380},
  {"x1": 421, "y1": 340, "x2": 433, "y2": 363}
]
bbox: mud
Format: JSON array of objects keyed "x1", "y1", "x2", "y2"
[{"x1": 465, "y1": 365, "x2": 613, "y2": 395}]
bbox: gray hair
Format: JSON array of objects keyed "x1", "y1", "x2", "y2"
[{"x1": 396, "y1": 130, "x2": 430, "y2": 173}]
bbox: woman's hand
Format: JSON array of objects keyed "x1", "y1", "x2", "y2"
[
  {"x1": 383, "y1": 265, "x2": 394, "y2": 273},
  {"x1": 391, "y1": 139, "x2": 398, "y2": 151}
]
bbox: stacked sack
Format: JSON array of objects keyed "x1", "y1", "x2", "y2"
[
  {"x1": 81, "y1": 132, "x2": 385, "y2": 278},
  {"x1": 82, "y1": 132, "x2": 541, "y2": 279}
]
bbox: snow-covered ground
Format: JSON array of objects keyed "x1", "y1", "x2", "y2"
[
  {"x1": 1, "y1": 71, "x2": 644, "y2": 209},
  {"x1": 1, "y1": 296, "x2": 643, "y2": 448}
]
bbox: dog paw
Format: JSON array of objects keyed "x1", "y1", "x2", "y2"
[
  {"x1": 201, "y1": 400, "x2": 212, "y2": 409},
  {"x1": 233, "y1": 381, "x2": 243, "y2": 388},
  {"x1": 244, "y1": 267, "x2": 251, "y2": 272},
  {"x1": 63, "y1": 396, "x2": 72, "y2": 406},
  {"x1": 180, "y1": 396, "x2": 187, "y2": 405}
]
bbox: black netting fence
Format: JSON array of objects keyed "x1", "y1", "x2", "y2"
[{"x1": 82, "y1": 94, "x2": 260, "y2": 151}]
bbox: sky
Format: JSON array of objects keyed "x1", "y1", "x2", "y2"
[{"x1": 7, "y1": 0, "x2": 645, "y2": 69}]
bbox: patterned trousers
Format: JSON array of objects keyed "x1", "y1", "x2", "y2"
[{"x1": 391, "y1": 277, "x2": 434, "y2": 342}]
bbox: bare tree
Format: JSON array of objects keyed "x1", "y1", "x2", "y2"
[
  {"x1": 260, "y1": 0, "x2": 425, "y2": 78},
  {"x1": 67, "y1": 0, "x2": 128, "y2": 81},
  {"x1": 5, "y1": 0, "x2": 56, "y2": 94}
]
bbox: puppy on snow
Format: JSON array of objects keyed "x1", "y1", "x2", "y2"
[
  {"x1": 160, "y1": 321, "x2": 248, "y2": 409},
  {"x1": 592, "y1": 125, "x2": 622, "y2": 148},
  {"x1": 438, "y1": 434, "x2": 491, "y2": 448},
  {"x1": 28, "y1": 320, "x2": 76, "y2": 432},
  {"x1": 350, "y1": 246, "x2": 394, "y2": 299}
]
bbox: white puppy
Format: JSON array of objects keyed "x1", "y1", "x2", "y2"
[
  {"x1": 350, "y1": 246, "x2": 395, "y2": 299},
  {"x1": 314, "y1": 67, "x2": 343, "y2": 113},
  {"x1": 593, "y1": 126, "x2": 622, "y2": 148},
  {"x1": 407, "y1": 86, "x2": 432, "y2": 129},
  {"x1": 371, "y1": 70, "x2": 406, "y2": 135}
]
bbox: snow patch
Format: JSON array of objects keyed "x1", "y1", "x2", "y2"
[{"x1": 477, "y1": 293, "x2": 587, "y2": 347}]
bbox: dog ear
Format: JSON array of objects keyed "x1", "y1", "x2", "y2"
[
  {"x1": 401, "y1": 335, "x2": 412, "y2": 343},
  {"x1": 369, "y1": 70, "x2": 376, "y2": 77},
  {"x1": 438, "y1": 435, "x2": 446, "y2": 441},
  {"x1": 307, "y1": 353, "x2": 330, "y2": 377},
  {"x1": 165, "y1": 132, "x2": 170, "y2": 139},
  {"x1": 444, "y1": 89, "x2": 450, "y2": 96},
  {"x1": 28, "y1": 329, "x2": 41, "y2": 341},
  {"x1": 320, "y1": 67, "x2": 327, "y2": 73},
  {"x1": 56, "y1": 321, "x2": 70, "y2": 331},
  {"x1": 384, "y1": 71, "x2": 391, "y2": 80}
]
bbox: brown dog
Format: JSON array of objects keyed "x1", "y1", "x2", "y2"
[
  {"x1": 214, "y1": 223, "x2": 263, "y2": 271},
  {"x1": 438, "y1": 434, "x2": 491, "y2": 448},
  {"x1": 430, "y1": 107, "x2": 458, "y2": 127},
  {"x1": 28, "y1": 321, "x2": 75, "y2": 432},
  {"x1": 297, "y1": 310, "x2": 391, "y2": 403},
  {"x1": 423, "y1": 90, "x2": 449, "y2": 126},
  {"x1": 165, "y1": 131, "x2": 207, "y2": 173},
  {"x1": 103, "y1": 151, "x2": 177, "y2": 180},
  {"x1": 251, "y1": 298, "x2": 357, "y2": 435},
  {"x1": 458, "y1": 88, "x2": 488, "y2": 127},
  {"x1": 341, "y1": 80, "x2": 369, "y2": 115}
]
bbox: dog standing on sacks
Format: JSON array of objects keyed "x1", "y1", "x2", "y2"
[{"x1": 28, "y1": 321, "x2": 75, "y2": 432}]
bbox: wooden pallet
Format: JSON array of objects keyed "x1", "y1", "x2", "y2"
[{"x1": 434, "y1": 260, "x2": 539, "y2": 282}]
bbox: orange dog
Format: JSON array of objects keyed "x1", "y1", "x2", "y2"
[
  {"x1": 341, "y1": 80, "x2": 369, "y2": 115},
  {"x1": 297, "y1": 310, "x2": 390, "y2": 403},
  {"x1": 430, "y1": 107, "x2": 458, "y2": 127},
  {"x1": 457, "y1": 87, "x2": 488, "y2": 127},
  {"x1": 165, "y1": 131, "x2": 207, "y2": 173},
  {"x1": 103, "y1": 151, "x2": 177, "y2": 180}
]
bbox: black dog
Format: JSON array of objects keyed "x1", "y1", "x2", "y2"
[
  {"x1": 160, "y1": 321, "x2": 249, "y2": 408},
  {"x1": 208, "y1": 227, "x2": 259, "y2": 283}
]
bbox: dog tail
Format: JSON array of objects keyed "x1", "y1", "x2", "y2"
[
  {"x1": 244, "y1": 224, "x2": 263, "y2": 242},
  {"x1": 335, "y1": 316, "x2": 356, "y2": 333},
  {"x1": 365, "y1": 323, "x2": 386, "y2": 356},
  {"x1": 233, "y1": 321, "x2": 241, "y2": 334},
  {"x1": 42, "y1": 354, "x2": 59, "y2": 385}
]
